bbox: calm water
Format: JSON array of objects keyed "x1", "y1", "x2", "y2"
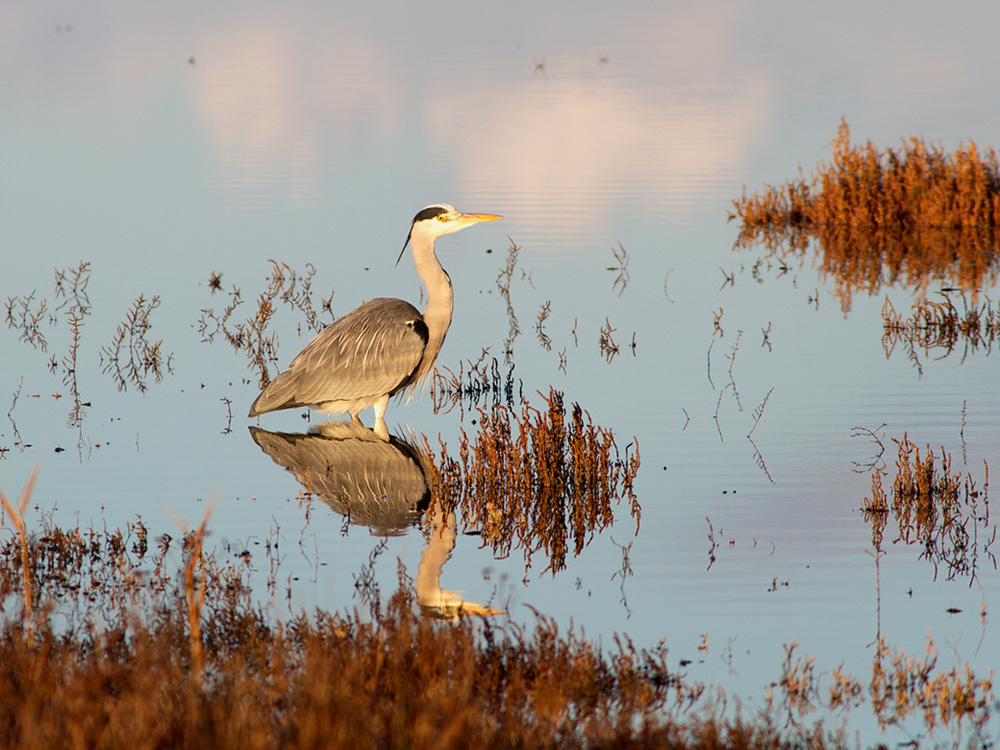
[{"x1": 3, "y1": 2, "x2": 1000, "y2": 744}]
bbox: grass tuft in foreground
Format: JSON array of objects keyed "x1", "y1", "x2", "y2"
[{"x1": 0, "y1": 496, "x2": 853, "y2": 750}]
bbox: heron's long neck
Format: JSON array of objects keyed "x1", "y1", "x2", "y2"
[{"x1": 411, "y1": 235, "x2": 453, "y2": 383}]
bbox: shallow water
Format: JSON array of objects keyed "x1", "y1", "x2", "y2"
[{"x1": 3, "y1": 2, "x2": 1000, "y2": 744}]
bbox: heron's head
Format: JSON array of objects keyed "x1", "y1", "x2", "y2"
[{"x1": 397, "y1": 204, "x2": 502, "y2": 264}]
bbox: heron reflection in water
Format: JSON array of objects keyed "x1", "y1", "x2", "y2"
[
  {"x1": 249, "y1": 205, "x2": 502, "y2": 438},
  {"x1": 250, "y1": 421, "x2": 502, "y2": 619}
]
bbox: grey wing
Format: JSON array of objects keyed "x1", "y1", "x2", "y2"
[{"x1": 249, "y1": 298, "x2": 428, "y2": 415}]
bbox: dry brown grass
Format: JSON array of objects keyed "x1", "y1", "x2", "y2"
[
  {"x1": 870, "y1": 633, "x2": 996, "y2": 738},
  {"x1": 0, "y1": 486, "x2": 854, "y2": 750},
  {"x1": 5, "y1": 463, "x2": 1000, "y2": 748},
  {"x1": 0, "y1": 464, "x2": 39, "y2": 647},
  {"x1": 428, "y1": 388, "x2": 641, "y2": 575},
  {"x1": 768, "y1": 640, "x2": 996, "y2": 744},
  {"x1": 862, "y1": 434, "x2": 994, "y2": 583},
  {"x1": 731, "y1": 120, "x2": 1000, "y2": 311}
]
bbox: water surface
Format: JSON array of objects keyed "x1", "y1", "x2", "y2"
[{"x1": 3, "y1": 2, "x2": 1000, "y2": 744}]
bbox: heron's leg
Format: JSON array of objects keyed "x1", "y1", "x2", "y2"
[
  {"x1": 372, "y1": 394, "x2": 390, "y2": 422},
  {"x1": 370, "y1": 395, "x2": 391, "y2": 442}
]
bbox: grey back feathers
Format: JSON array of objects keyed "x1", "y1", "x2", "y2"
[{"x1": 248, "y1": 298, "x2": 427, "y2": 416}]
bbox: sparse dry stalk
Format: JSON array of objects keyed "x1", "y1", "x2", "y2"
[
  {"x1": 100, "y1": 294, "x2": 171, "y2": 392},
  {"x1": 429, "y1": 352, "x2": 520, "y2": 416},
  {"x1": 201, "y1": 261, "x2": 331, "y2": 389},
  {"x1": 862, "y1": 472, "x2": 889, "y2": 550},
  {"x1": 5, "y1": 290, "x2": 50, "y2": 351},
  {"x1": 0, "y1": 465, "x2": 39, "y2": 648},
  {"x1": 163, "y1": 502, "x2": 216, "y2": 685},
  {"x1": 496, "y1": 239, "x2": 521, "y2": 362},
  {"x1": 246, "y1": 294, "x2": 279, "y2": 388},
  {"x1": 184, "y1": 530, "x2": 206, "y2": 682}
]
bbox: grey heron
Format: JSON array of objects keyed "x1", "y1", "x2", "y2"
[{"x1": 248, "y1": 204, "x2": 502, "y2": 431}]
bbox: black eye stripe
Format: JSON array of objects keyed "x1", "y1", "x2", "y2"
[{"x1": 412, "y1": 206, "x2": 449, "y2": 223}]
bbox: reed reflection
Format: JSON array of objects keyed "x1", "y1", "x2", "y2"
[
  {"x1": 732, "y1": 120, "x2": 1000, "y2": 313},
  {"x1": 427, "y1": 389, "x2": 642, "y2": 576},
  {"x1": 249, "y1": 421, "x2": 500, "y2": 618},
  {"x1": 860, "y1": 434, "x2": 995, "y2": 584},
  {"x1": 250, "y1": 389, "x2": 641, "y2": 603},
  {"x1": 881, "y1": 292, "x2": 1000, "y2": 372}
]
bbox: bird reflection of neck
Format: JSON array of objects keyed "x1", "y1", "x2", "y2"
[{"x1": 416, "y1": 502, "x2": 502, "y2": 620}]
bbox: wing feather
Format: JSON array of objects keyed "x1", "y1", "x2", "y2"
[{"x1": 249, "y1": 298, "x2": 428, "y2": 415}]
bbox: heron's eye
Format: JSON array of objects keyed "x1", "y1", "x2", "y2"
[{"x1": 436, "y1": 214, "x2": 448, "y2": 222}]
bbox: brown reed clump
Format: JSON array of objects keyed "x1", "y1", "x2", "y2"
[
  {"x1": 427, "y1": 388, "x2": 641, "y2": 574},
  {"x1": 882, "y1": 292, "x2": 1000, "y2": 368},
  {"x1": 870, "y1": 633, "x2": 995, "y2": 738},
  {"x1": 0, "y1": 495, "x2": 864, "y2": 750},
  {"x1": 731, "y1": 119, "x2": 1000, "y2": 311},
  {"x1": 767, "y1": 639, "x2": 995, "y2": 744},
  {"x1": 861, "y1": 434, "x2": 994, "y2": 582}
]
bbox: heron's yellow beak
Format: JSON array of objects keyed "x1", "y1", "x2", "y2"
[{"x1": 457, "y1": 212, "x2": 503, "y2": 225}]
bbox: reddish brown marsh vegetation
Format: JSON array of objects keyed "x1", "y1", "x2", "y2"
[
  {"x1": 731, "y1": 120, "x2": 1000, "y2": 310},
  {"x1": 3, "y1": 458, "x2": 999, "y2": 747},
  {"x1": 429, "y1": 388, "x2": 641, "y2": 574},
  {"x1": 771, "y1": 638, "x2": 996, "y2": 743},
  {"x1": 862, "y1": 434, "x2": 994, "y2": 583},
  {"x1": 1, "y1": 480, "x2": 860, "y2": 750}
]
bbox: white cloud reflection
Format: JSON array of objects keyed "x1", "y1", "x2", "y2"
[
  {"x1": 2, "y1": 2, "x2": 776, "y2": 227},
  {"x1": 424, "y1": 71, "x2": 773, "y2": 245},
  {"x1": 191, "y1": 14, "x2": 403, "y2": 209},
  {"x1": 187, "y1": 3, "x2": 775, "y2": 235}
]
